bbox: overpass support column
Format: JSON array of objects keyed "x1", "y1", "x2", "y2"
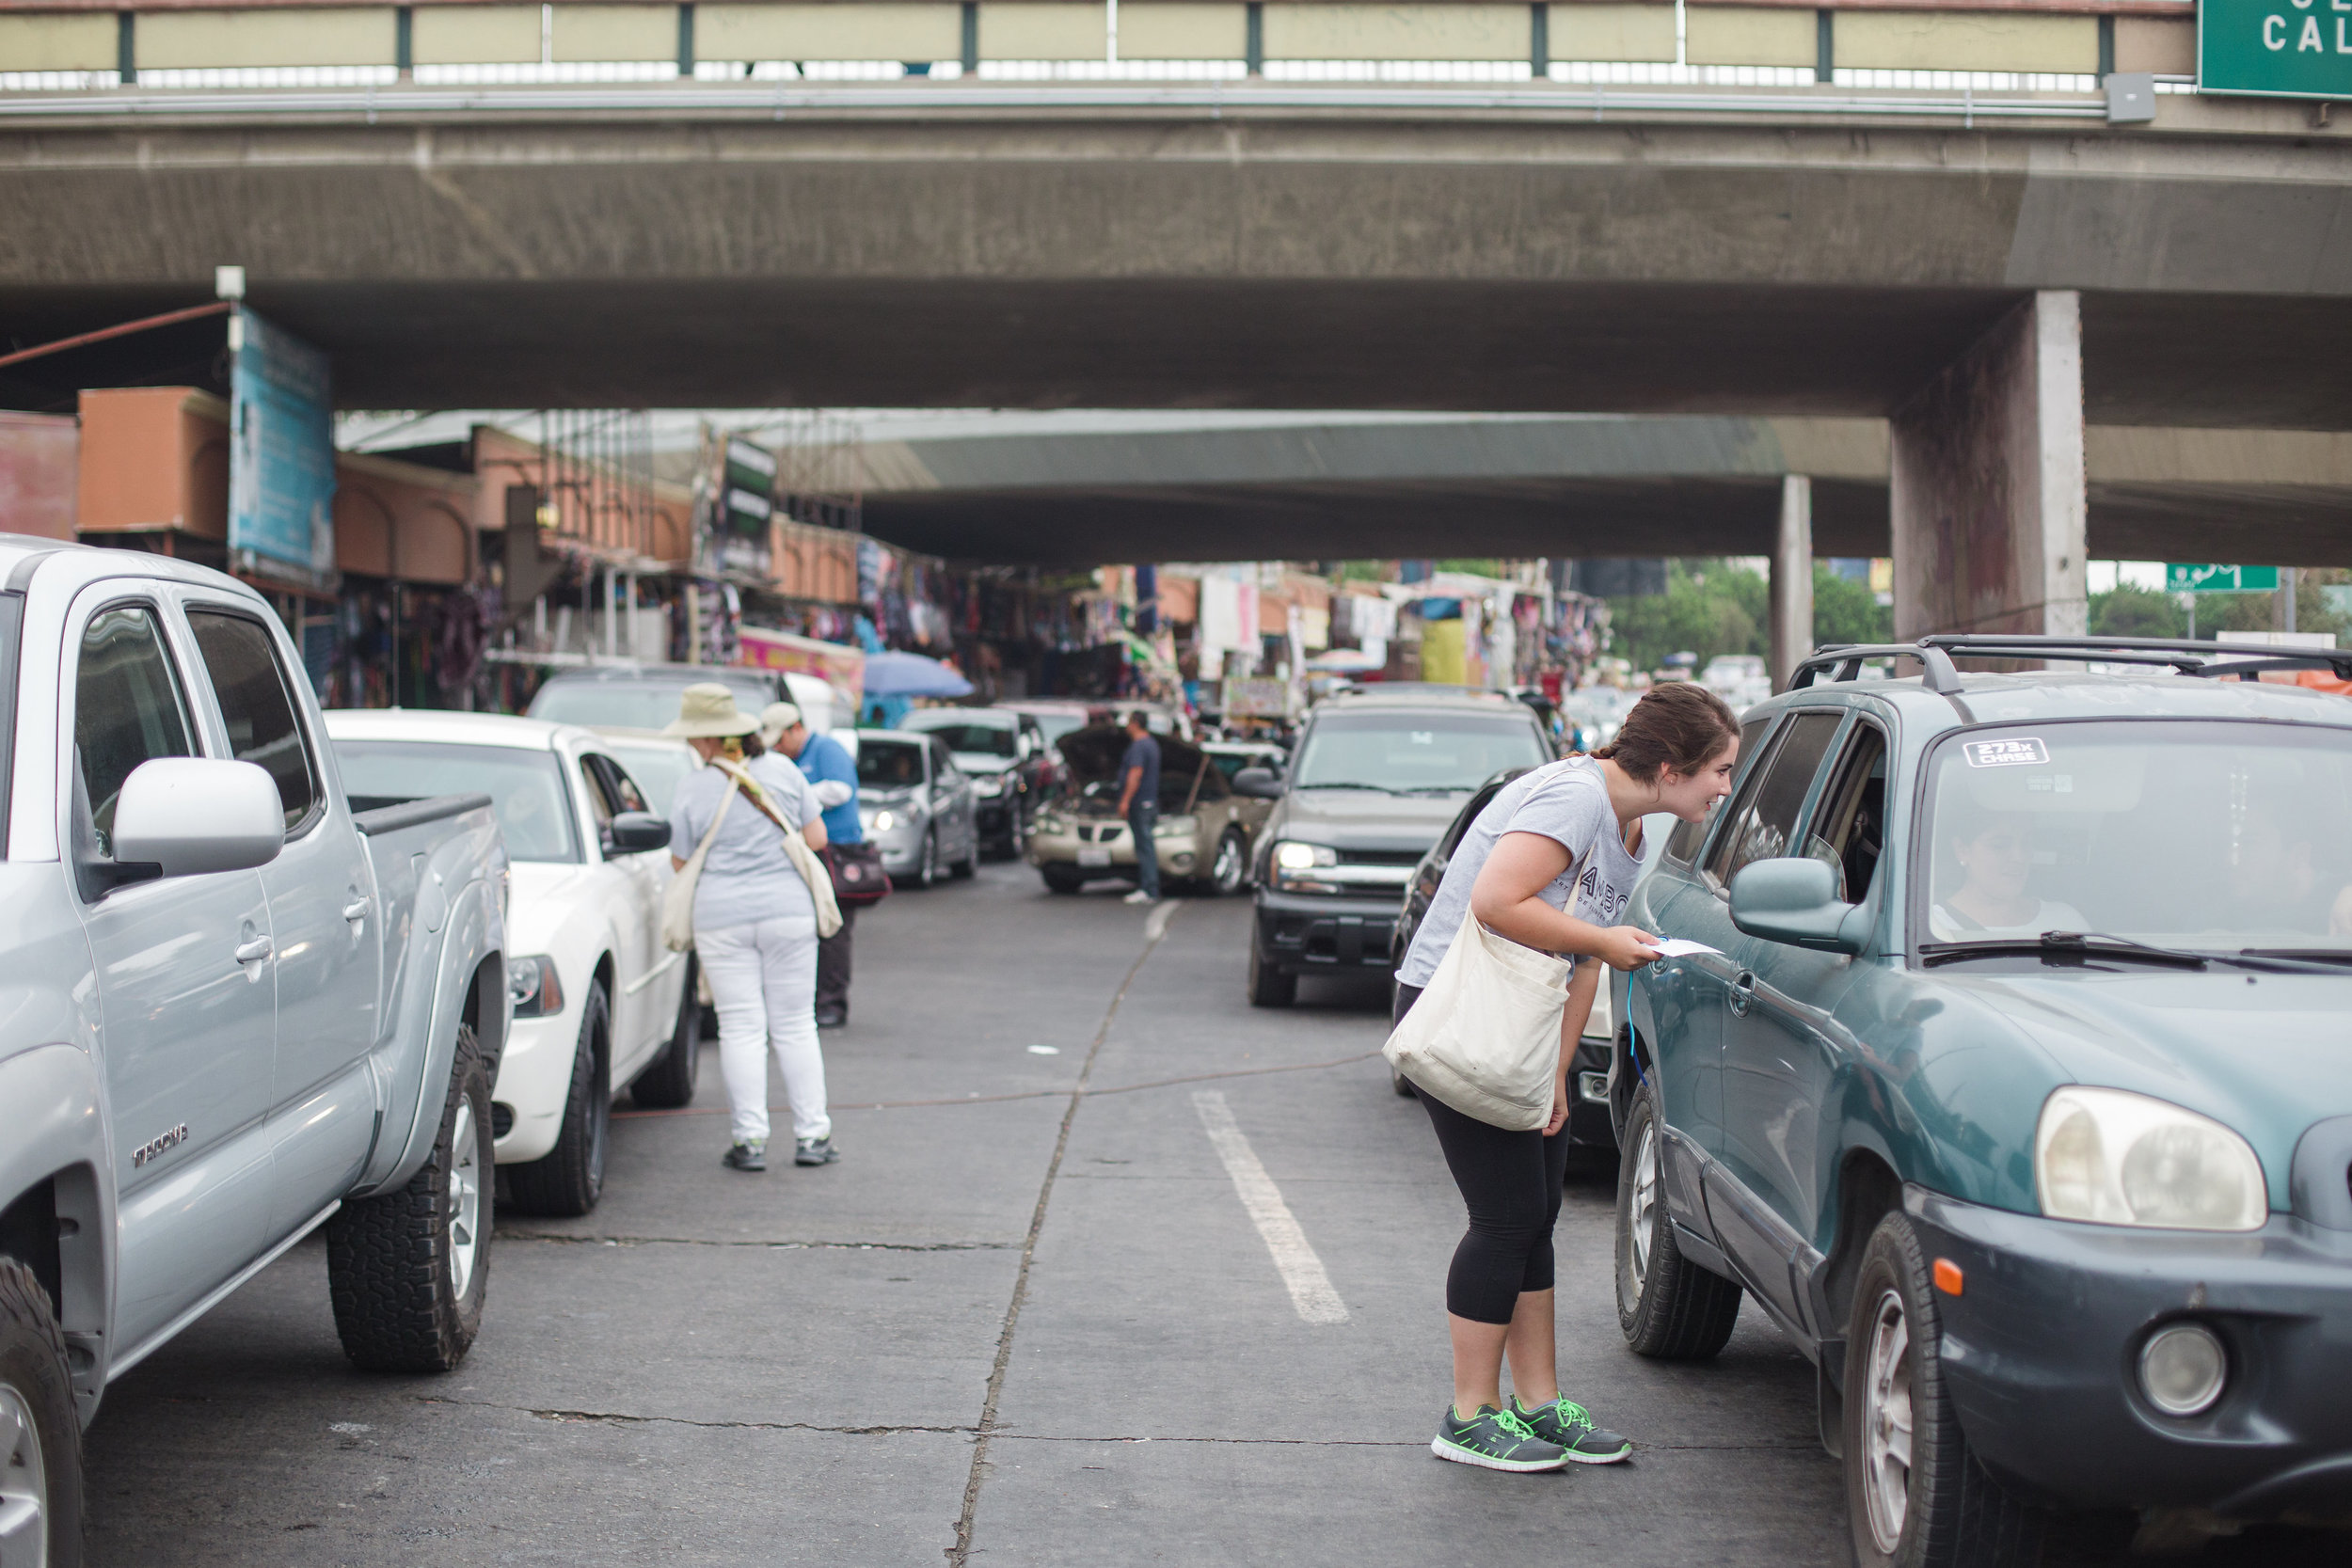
[
  {"x1": 1890, "y1": 291, "x2": 2088, "y2": 640},
  {"x1": 1769, "y1": 474, "x2": 1813, "y2": 692}
]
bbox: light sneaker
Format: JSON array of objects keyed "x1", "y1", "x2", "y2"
[
  {"x1": 1122, "y1": 890, "x2": 1155, "y2": 905},
  {"x1": 723, "y1": 1141, "x2": 767, "y2": 1173},
  {"x1": 1430, "y1": 1404, "x2": 1570, "y2": 1473},
  {"x1": 795, "y1": 1136, "x2": 840, "y2": 1167},
  {"x1": 1512, "y1": 1395, "x2": 1634, "y2": 1464}
]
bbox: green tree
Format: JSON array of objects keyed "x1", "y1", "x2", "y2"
[
  {"x1": 2089, "y1": 584, "x2": 2185, "y2": 639},
  {"x1": 1812, "y1": 566, "x2": 1892, "y2": 649},
  {"x1": 1604, "y1": 559, "x2": 1766, "y2": 673}
]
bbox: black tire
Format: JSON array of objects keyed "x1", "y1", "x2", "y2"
[
  {"x1": 1041, "y1": 863, "x2": 1086, "y2": 895},
  {"x1": 506, "y1": 986, "x2": 612, "y2": 1217},
  {"x1": 1247, "y1": 939, "x2": 1296, "y2": 1007},
  {"x1": 328, "y1": 1023, "x2": 492, "y2": 1373},
  {"x1": 1844, "y1": 1212, "x2": 2047, "y2": 1568},
  {"x1": 1614, "y1": 1086, "x2": 1742, "y2": 1359},
  {"x1": 0, "y1": 1257, "x2": 83, "y2": 1568},
  {"x1": 1209, "y1": 830, "x2": 1248, "y2": 896},
  {"x1": 630, "y1": 958, "x2": 702, "y2": 1110}
]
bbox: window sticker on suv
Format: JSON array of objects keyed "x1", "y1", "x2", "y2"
[{"x1": 1963, "y1": 737, "x2": 2049, "y2": 768}]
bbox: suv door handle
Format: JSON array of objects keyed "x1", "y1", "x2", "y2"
[
  {"x1": 234, "y1": 936, "x2": 274, "y2": 964},
  {"x1": 1727, "y1": 969, "x2": 1756, "y2": 1018}
]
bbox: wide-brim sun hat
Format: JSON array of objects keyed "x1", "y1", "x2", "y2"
[{"x1": 664, "y1": 683, "x2": 759, "y2": 738}]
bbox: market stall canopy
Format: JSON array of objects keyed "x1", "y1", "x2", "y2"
[
  {"x1": 863, "y1": 649, "x2": 974, "y2": 699},
  {"x1": 1308, "y1": 648, "x2": 1387, "y2": 673}
]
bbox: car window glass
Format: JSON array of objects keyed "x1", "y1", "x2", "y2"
[
  {"x1": 74, "y1": 605, "x2": 197, "y2": 860},
  {"x1": 1804, "y1": 723, "x2": 1889, "y2": 903},
  {"x1": 597, "y1": 756, "x2": 650, "y2": 814},
  {"x1": 579, "y1": 758, "x2": 616, "y2": 827},
  {"x1": 333, "y1": 740, "x2": 580, "y2": 863},
  {"x1": 1668, "y1": 715, "x2": 1772, "y2": 864},
  {"x1": 186, "y1": 610, "x2": 319, "y2": 832},
  {"x1": 933, "y1": 742, "x2": 960, "y2": 783},
  {"x1": 855, "y1": 740, "x2": 924, "y2": 788},
  {"x1": 1708, "y1": 711, "x2": 1843, "y2": 889}
]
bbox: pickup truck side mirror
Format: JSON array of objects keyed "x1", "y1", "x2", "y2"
[
  {"x1": 1231, "y1": 767, "x2": 1284, "y2": 800},
  {"x1": 112, "y1": 758, "x2": 284, "y2": 877},
  {"x1": 1728, "y1": 857, "x2": 1869, "y2": 955},
  {"x1": 607, "y1": 811, "x2": 672, "y2": 854}
]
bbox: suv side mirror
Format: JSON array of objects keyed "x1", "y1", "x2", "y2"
[
  {"x1": 1728, "y1": 857, "x2": 1869, "y2": 955},
  {"x1": 607, "y1": 811, "x2": 672, "y2": 854},
  {"x1": 112, "y1": 758, "x2": 285, "y2": 877},
  {"x1": 1231, "y1": 767, "x2": 1284, "y2": 800}
]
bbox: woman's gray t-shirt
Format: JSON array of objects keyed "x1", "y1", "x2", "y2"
[
  {"x1": 1396, "y1": 756, "x2": 1642, "y2": 988},
  {"x1": 667, "y1": 753, "x2": 819, "y2": 931}
]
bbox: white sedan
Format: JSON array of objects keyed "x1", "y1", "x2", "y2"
[{"x1": 326, "y1": 710, "x2": 699, "y2": 1216}]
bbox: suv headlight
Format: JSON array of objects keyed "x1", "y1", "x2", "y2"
[
  {"x1": 509, "y1": 955, "x2": 565, "y2": 1019},
  {"x1": 1273, "y1": 840, "x2": 1337, "y2": 871},
  {"x1": 2035, "y1": 1086, "x2": 2266, "y2": 1231}
]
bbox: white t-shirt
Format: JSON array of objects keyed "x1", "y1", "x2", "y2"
[
  {"x1": 1927, "y1": 898, "x2": 2089, "y2": 942},
  {"x1": 1397, "y1": 757, "x2": 1639, "y2": 989}
]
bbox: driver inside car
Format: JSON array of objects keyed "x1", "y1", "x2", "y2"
[{"x1": 1929, "y1": 806, "x2": 2088, "y2": 940}]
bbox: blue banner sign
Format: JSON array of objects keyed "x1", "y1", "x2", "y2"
[{"x1": 229, "y1": 308, "x2": 337, "y2": 583}]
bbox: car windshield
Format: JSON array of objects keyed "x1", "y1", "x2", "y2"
[
  {"x1": 857, "y1": 739, "x2": 926, "y2": 788},
  {"x1": 601, "y1": 742, "x2": 698, "y2": 815},
  {"x1": 1919, "y1": 720, "x2": 2352, "y2": 953},
  {"x1": 1291, "y1": 710, "x2": 1549, "y2": 794},
  {"x1": 908, "y1": 720, "x2": 1017, "y2": 756},
  {"x1": 333, "y1": 740, "x2": 580, "y2": 863},
  {"x1": 1025, "y1": 711, "x2": 1087, "y2": 747},
  {"x1": 528, "y1": 679, "x2": 770, "y2": 732}
]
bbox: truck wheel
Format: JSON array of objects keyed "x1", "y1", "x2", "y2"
[
  {"x1": 1041, "y1": 864, "x2": 1085, "y2": 895},
  {"x1": 630, "y1": 958, "x2": 702, "y2": 1110},
  {"x1": 1247, "y1": 941, "x2": 1296, "y2": 1007},
  {"x1": 1845, "y1": 1212, "x2": 2046, "y2": 1568},
  {"x1": 328, "y1": 1023, "x2": 492, "y2": 1373},
  {"x1": 0, "y1": 1258, "x2": 82, "y2": 1568},
  {"x1": 1614, "y1": 1087, "x2": 1741, "y2": 1359},
  {"x1": 506, "y1": 987, "x2": 612, "y2": 1217}
]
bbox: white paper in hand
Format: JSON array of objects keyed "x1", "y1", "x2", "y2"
[{"x1": 1646, "y1": 938, "x2": 1722, "y2": 958}]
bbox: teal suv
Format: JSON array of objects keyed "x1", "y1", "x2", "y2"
[{"x1": 1612, "y1": 635, "x2": 2352, "y2": 1565}]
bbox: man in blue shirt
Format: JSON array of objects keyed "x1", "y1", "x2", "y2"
[
  {"x1": 766, "y1": 702, "x2": 864, "y2": 1028},
  {"x1": 1114, "y1": 710, "x2": 1162, "y2": 906}
]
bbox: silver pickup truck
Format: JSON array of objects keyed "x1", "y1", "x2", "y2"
[{"x1": 0, "y1": 539, "x2": 509, "y2": 1564}]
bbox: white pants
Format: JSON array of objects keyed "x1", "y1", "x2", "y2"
[{"x1": 697, "y1": 914, "x2": 829, "y2": 1146}]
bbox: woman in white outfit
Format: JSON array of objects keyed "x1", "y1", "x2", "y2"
[{"x1": 663, "y1": 685, "x2": 839, "y2": 1173}]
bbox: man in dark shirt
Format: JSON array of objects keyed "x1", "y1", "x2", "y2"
[{"x1": 1115, "y1": 710, "x2": 1163, "y2": 905}]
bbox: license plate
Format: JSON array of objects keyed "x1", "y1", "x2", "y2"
[{"x1": 1076, "y1": 847, "x2": 1112, "y2": 866}]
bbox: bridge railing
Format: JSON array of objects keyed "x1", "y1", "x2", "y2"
[{"x1": 0, "y1": 2, "x2": 2199, "y2": 97}]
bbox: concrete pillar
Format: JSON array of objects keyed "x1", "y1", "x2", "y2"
[
  {"x1": 1769, "y1": 474, "x2": 1814, "y2": 692},
  {"x1": 1890, "y1": 291, "x2": 2088, "y2": 641}
]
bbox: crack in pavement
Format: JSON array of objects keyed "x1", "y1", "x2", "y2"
[
  {"x1": 410, "y1": 1396, "x2": 975, "y2": 1437},
  {"x1": 495, "y1": 1230, "x2": 1018, "y2": 1252}
]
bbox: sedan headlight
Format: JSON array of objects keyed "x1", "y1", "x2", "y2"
[
  {"x1": 1035, "y1": 814, "x2": 1068, "y2": 836},
  {"x1": 2034, "y1": 1086, "x2": 2266, "y2": 1231},
  {"x1": 509, "y1": 955, "x2": 565, "y2": 1019},
  {"x1": 1273, "y1": 840, "x2": 1337, "y2": 871},
  {"x1": 865, "y1": 809, "x2": 898, "y2": 832},
  {"x1": 1155, "y1": 814, "x2": 1198, "y2": 839}
]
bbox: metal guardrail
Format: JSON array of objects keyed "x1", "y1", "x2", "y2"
[{"x1": 0, "y1": 80, "x2": 2115, "y2": 122}]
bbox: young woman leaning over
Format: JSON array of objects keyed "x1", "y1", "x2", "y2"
[{"x1": 1392, "y1": 681, "x2": 1741, "y2": 1472}]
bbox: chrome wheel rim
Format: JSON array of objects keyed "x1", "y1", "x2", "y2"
[
  {"x1": 0, "y1": 1382, "x2": 50, "y2": 1568},
  {"x1": 922, "y1": 832, "x2": 937, "y2": 884},
  {"x1": 1628, "y1": 1120, "x2": 1659, "y2": 1292},
  {"x1": 1861, "y1": 1287, "x2": 1915, "y2": 1554},
  {"x1": 1213, "y1": 835, "x2": 1243, "y2": 893},
  {"x1": 448, "y1": 1099, "x2": 483, "y2": 1301}
]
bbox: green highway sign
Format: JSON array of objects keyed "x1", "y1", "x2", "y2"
[
  {"x1": 2201, "y1": 0, "x2": 2352, "y2": 100},
  {"x1": 2168, "y1": 562, "x2": 2282, "y2": 593}
]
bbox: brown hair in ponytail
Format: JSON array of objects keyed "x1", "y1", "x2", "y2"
[{"x1": 1590, "y1": 681, "x2": 1740, "y2": 784}]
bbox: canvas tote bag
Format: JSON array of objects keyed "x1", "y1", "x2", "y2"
[
  {"x1": 661, "y1": 783, "x2": 738, "y2": 954},
  {"x1": 1381, "y1": 916, "x2": 1572, "y2": 1132}
]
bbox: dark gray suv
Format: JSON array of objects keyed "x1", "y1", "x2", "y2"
[{"x1": 1241, "y1": 689, "x2": 1554, "y2": 1006}]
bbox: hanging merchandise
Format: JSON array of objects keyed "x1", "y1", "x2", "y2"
[{"x1": 1200, "y1": 576, "x2": 1243, "y2": 654}]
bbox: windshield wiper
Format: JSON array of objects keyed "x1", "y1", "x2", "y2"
[
  {"x1": 1919, "y1": 931, "x2": 2209, "y2": 971},
  {"x1": 2239, "y1": 948, "x2": 2352, "y2": 965},
  {"x1": 1296, "y1": 781, "x2": 1401, "y2": 794}
]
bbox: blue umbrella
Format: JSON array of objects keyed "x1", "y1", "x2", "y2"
[{"x1": 862, "y1": 649, "x2": 974, "y2": 699}]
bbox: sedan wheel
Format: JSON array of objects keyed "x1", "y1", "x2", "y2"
[
  {"x1": 1209, "y1": 830, "x2": 1248, "y2": 896},
  {"x1": 916, "y1": 830, "x2": 938, "y2": 888}
]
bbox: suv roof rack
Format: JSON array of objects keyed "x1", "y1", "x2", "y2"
[{"x1": 1790, "y1": 634, "x2": 2352, "y2": 693}]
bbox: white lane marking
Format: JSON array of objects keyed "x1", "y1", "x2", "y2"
[
  {"x1": 1192, "y1": 1090, "x2": 1350, "y2": 1325},
  {"x1": 1144, "y1": 899, "x2": 1180, "y2": 943}
]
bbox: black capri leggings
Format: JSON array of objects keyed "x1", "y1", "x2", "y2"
[{"x1": 1394, "y1": 981, "x2": 1571, "y2": 1326}]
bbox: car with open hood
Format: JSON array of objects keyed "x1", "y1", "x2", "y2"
[
  {"x1": 1027, "y1": 725, "x2": 1268, "y2": 895},
  {"x1": 1612, "y1": 634, "x2": 2352, "y2": 1565},
  {"x1": 1243, "y1": 688, "x2": 1555, "y2": 1006}
]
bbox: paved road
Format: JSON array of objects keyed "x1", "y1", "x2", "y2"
[{"x1": 85, "y1": 861, "x2": 2343, "y2": 1565}]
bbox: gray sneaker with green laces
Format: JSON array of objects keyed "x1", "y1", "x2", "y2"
[
  {"x1": 1511, "y1": 1395, "x2": 1634, "y2": 1464},
  {"x1": 1431, "y1": 1404, "x2": 1571, "y2": 1472}
]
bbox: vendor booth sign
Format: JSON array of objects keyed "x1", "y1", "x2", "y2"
[
  {"x1": 2201, "y1": 0, "x2": 2352, "y2": 99},
  {"x1": 228, "y1": 309, "x2": 336, "y2": 586}
]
